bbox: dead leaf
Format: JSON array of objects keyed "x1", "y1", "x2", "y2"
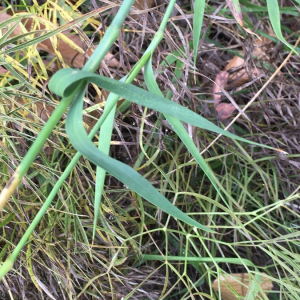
[
  {"x1": 212, "y1": 272, "x2": 273, "y2": 300},
  {"x1": 212, "y1": 34, "x2": 274, "y2": 120},
  {"x1": 215, "y1": 102, "x2": 236, "y2": 121},
  {"x1": 212, "y1": 71, "x2": 236, "y2": 120},
  {"x1": 226, "y1": 0, "x2": 244, "y2": 27},
  {"x1": 225, "y1": 35, "x2": 272, "y2": 87},
  {"x1": 213, "y1": 71, "x2": 229, "y2": 105},
  {"x1": 0, "y1": 7, "x2": 119, "y2": 69},
  {"x1": 0, "y1": 66, "x2": 8, "y2": 74}
]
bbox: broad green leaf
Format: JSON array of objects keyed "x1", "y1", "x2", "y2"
[
  {"x1": 49, "y1": 73, "x2": 214, "y2": 231},
  {"x1": 64, "y1": 88, "x2": 212, "y2": 231},
  {"x1": 50, "y1": 68, "x2": 274, "y2": 150},
  {"x1": 193, "y1": 0, "x2": 205, "y2": 63},
  {"x1": 49, "y1": 66, "x2": 278, "y2": 231}
]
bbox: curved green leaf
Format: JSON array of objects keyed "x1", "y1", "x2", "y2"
[
  {"x1": 64, "y1": 89, "x2": 211, "y2": 231},
  {"x1": 50, "y1": 68, "x2": 273, "y2": 150},
  {"x1": 49, "y1": 79, "x2": 214, "y2": 231},
  {"x1": 48, "y1": 66, "x2": 278, "y2": 232},
  {"x1": 266, "y1": 0, "x2": 298, "y2": 54}
]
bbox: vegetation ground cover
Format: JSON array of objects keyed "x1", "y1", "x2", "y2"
[{"x1": 0, "y1": 0, "x2": 300, "y2": 299}]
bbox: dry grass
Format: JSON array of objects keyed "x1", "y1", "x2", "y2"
[{"x1": 1, "y1": 0, "x2": 300, "y2": 299}]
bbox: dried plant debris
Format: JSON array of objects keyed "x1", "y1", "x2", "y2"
[
  {"x1": 212, "y1": 70, "x2": 236, "y2": 121},
  {"x1": 0, "y1": 7, "x2": 120, "y2": 136},
  {"x1": 225, "y1": 35, "x2": 274, "y2": 87},
  {"x1": 1, "y1": 1, "x2": 300, "y2": 299},
  {"x1": 212, "y1": 273, "x2": 273, "y2": 300},
  {"x1": 213, "y1": 35, "x2": 275, "y2": 120},
  {"x1": 0, "y1": 8, "x2": 120, "y2": 69}
]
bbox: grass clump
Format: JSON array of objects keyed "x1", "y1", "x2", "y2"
[{"x1": 0, "y1": 0, "x2": 300, "y2": 299}]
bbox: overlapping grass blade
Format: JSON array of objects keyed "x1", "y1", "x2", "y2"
[
  {"x1": 0, "y1": 5, "x2": 114, "y2": 55},
  {"x1": 144, "y1": 56, "x2": 222, "y2": 197},
  {"x1": 0, "y1": 12, "x2": 34, "y2": 30},
  {"x1": 141, "y1": 255, "x2": 262, "y2": 299},
  {"x1": 63, "y1": 88, "x2": 211, "y2": 231},
  {"x1": 93, "y1": 0, "x2": 179, "y2": 240},
  {"x1": 93, "y1": 79, "x2": 126, "y2": 241},
  {"x1": 49, "y1": 69, "x2": 275, "y2": 150},
  {"x1": 48, "y1": 64, "x2": 278, "y2": 232},
  {"x1": 0, "y1": 0, "x2": 136, "y2": 280}
]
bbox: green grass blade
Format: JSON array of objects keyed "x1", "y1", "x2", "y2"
[
  {"x1": 266, "y1": 0, "x2": 298, "y2": 54},
  {"x1": 144, "y1": 57, "x2": 222, "y2": 198},
  {"x1": 49, "y1": 69, "x2": 275, "y2": 150},
  {"x1": 193, "y1": 0, "x2": 205, "y2": 63},
  {"x1": 93, "y1": 78, "x2": 126, "y2": 241},
  {"x1": 0, "y1": 22, "x2": 22, "y2": 45},
  {"x1": 0, "y1": 12, "x2": 35, "y2": 30},
  {"x1": 0, "y1": 0, "x2": 136, "y2": 279},
  {"x1": 65, "y1": 89, "x2": 212, "y2": 231}
]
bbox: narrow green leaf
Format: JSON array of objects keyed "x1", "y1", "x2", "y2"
[
  {"x1": 64, "y1": 89, "x2": 212, "y2": 231},
  {"x1": 266, "y1": 0, "x2": 298, "y2": 54},
  {"x1": 193, "y1": 0, "x2": 205, "y2": 63},
  {"x1": 49, "y1": 69, "x2": 274, "y2": 150},
  {"x1": 93, "y1": 77, "x2": 127, "y2": 241},
  {"x1": 0, "y1": 13, "x2": 35, "y2": 30},
  {"x1": 144, "y1": 57, "x2": 222, "y2": 198},
  {"x1": 0, "y1": 21, "x2": 22, "y2": 45}
]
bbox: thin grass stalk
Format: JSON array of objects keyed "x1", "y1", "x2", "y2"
[
  {"x1": 0, "y1": 0, "x2": 135, "y2": 211},
  {"x1": 0, "y1": 0, "x2": 179, "y2": 279},
  {"x1": 0, "y1": 51, "x2": 151, "y2": 281},
  {"x1": 93, "y1": 0, "x2": 178, "y2": 240},
  {"x1": 0, "y1": 0, "x2": 135, "y2": 280}
]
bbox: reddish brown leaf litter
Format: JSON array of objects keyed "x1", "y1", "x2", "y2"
[
  {"x1": 212, "y1": 71, "x2": 229, "y2": 104},
  {"x1": 212, "y1": 70, "x2": 236, "y2": 121},
  {"x1": 213, "y1": 34, "x2": 274, "y2": 120}
]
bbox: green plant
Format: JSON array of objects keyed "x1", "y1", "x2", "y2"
[{"x1": 0, "y1": 0, "x2": 299, "y2": 298}]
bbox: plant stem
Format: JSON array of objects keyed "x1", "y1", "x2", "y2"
[
  {"x1": 0, "y1": 0, "x2": 135, "y2": 212},
  {"x1": 93, "y1": 0, "x2": 177, "y2": 240},
  {"x1": 0, "y1": 0, "x2": 135, "y2": 280},
  {"x1": 0, "y1": 0, "x2": 178, "y2": 279}
]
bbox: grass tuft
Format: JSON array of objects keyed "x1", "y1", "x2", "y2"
[{"x1": 0, "y1": 0, "x2": 300, "y2": 299}]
